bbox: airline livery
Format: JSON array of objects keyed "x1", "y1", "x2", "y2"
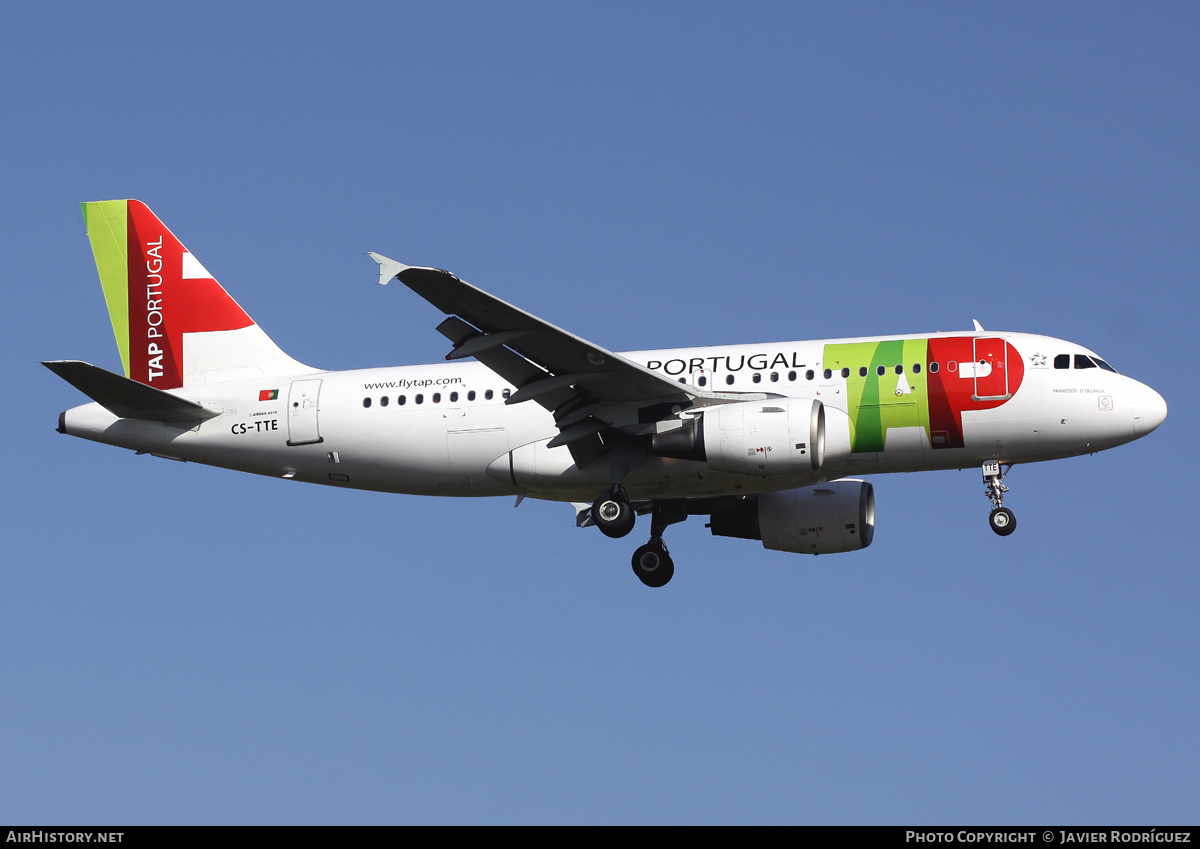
[{"x1": 47, "y1": 200, "x2": 1168, "y2": 586}]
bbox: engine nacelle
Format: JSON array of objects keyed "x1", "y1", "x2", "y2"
[
  {"x1": 653, "y1": 397, "x2": 853, "y2": 479},
  {"x1": 705, "y1": 397, "x2": 824, "y2": 476},
  {"x1": 708, "y1": 479, "x2": 875, "y2": 555}
]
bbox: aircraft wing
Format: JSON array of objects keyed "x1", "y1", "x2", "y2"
[{"x1": 370, "y1": 255, "x2": 766, "y2": 463}]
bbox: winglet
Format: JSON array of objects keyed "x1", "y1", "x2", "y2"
[{"x1": 368, "y1": 252, "x2": 410, "y2": 286}]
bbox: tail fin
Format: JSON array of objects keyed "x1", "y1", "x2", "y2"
[{"x1": 81, "y1": 199, "x2": 315, "y2": 388}]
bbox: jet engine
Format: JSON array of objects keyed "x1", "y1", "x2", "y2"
[
  {"x1": 708, "y1": 479, "x2": 875, "y2": 555},
  {"x1": 653, "y1": 398, "x2": 852, "y2": 478}
]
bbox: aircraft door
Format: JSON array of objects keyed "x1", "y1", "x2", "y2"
[
  {"x1": 287, "y1": 379, "x2": 324, "y2": 446},
  {"x1": 971, "y1": 338, "x2": 1011, "y2": 402},
  {"x1": 447, "y1": 427, "x2": 510, "y2": 491}
]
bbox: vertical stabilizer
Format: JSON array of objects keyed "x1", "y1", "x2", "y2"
[{"x1": 81, "y1": 199, "x2": 316, "y2": 388}]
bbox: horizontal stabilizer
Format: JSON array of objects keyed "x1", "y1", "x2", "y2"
[{"x1": 43, "y1": 360, "x2": 219, "y2": 423}]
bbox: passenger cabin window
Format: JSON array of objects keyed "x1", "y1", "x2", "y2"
[
  {"x1": 895, "y1": 365, "x2": 903, "y2": 374},
  {"x1": 1054, "y1": 354, "x2": 1071, "y2": 369},
  {"x1": 752, "y1": 373, "x2": 762, "y2": 384},
  {"x1": 877, "y1": 365, "x2": 886, "y2": 376},
  {"x1": 433, "y1": 393, "x2": 441, "y2": 403},
  {"x1": 1074, "y1": 355, "x2": 1097, "y2": 370},
  {"x1": 788, "y1": 371, "x2": 797, "y2": 381},
  {"x1": 726, "y1": 374, "x2": 734, "y2": 385},
  {"x1": 807, "y1": 370, "x2": 815, "y2": 380},
  {"x1": 913, "y1": 363, "x2": 921, "y2": 374},
  {"x1": 450, "y1": 391, "x2": 459, "y2": 402},
  {"x1": 467, "y1": 390, "x2": 476, "y2": 401},
  {"x1": 415, "y1": 394, "x2": 424, "y2": 404},
  {"x1": 840, "y1": 367, "x2": 850, "y2": 378},
  {"x1": 380, "y1": 396, "x2": 389, "y2": 407},
  {"x1": 930, "y1": 362, "x2": 939, "y2": 373},
  {"x1": 485, "y1": 390, "x2": 494, "y2": 400},
  {"x1": 502, "y1": 389, "x2": 511, "y2": 399},
  {"x1": 398, "y1": 395, "x2": 406, "y2": 405},
  {"x1": 823, "y1": 368, "x2": 832, "y2": 379},
  {"x1": 859, "y1": 367, "x2": 867, "y2": 377},
  {"x1": 698, "y1": 376, "x2": 707, "y2": 386},
  {"x1": 362, "y1": 397, "x2": 371, "y2": 408},
  {"x1": 770, "y1": 372, "x2": 778, "y2": 383}
]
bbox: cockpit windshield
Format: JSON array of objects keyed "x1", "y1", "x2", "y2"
[{"x1": 1055, "y1": 353, "x2": 1119, "y2": 373}]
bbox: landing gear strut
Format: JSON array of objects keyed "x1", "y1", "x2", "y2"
[
  {"x1": 630, "y1": 501, "x2": 688, "y2": 588},
  {"x1": 982, "y1": 461, "x2": 1016, "y2": 536}
]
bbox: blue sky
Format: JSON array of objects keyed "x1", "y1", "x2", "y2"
[{"x1": 2, "y1": 2, "x2": 1196, "y2": 824}]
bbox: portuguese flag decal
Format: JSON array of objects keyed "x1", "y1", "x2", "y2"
[{"x1": 259, "y1": 389, "x2": 279, "y2": 401}]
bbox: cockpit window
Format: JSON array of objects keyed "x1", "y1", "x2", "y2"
[
  {"x1": 1091, "y1": 357, "x2": 1117, "y2": 373},
  {"x1": 1054, "y1": 354, "x2": 1070, "y2": 369},
  {"x1": 1074, "y1": 354, "x2": 1097, "y2": 369}
]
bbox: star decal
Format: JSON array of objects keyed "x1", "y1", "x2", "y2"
[{"x1": 1029, "y1": 352, "x2": 1047, "y2": 367}]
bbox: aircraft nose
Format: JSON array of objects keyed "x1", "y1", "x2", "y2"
[{"x1": 1131, "y1": 382, "x2": 1168, "y2": 436}]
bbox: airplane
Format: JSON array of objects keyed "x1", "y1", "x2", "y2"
[{"x1": 46, "y1": 200, "x2": 1168, "y2": 587}]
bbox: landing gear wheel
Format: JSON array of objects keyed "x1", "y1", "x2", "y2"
[
  {"x1": 632, "y1": 541, "x2": 674, "y2": 587},
  {"x1": 989, "y1": 506, "x2": 1017, "y2": 536},
  {"x1": 592, "y1": 491, "x2": 635, "y2": 539}
]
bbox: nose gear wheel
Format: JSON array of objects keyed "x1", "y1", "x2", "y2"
[{"x1": 982, "y1": 462, "x2": 1016, "y2": 536}]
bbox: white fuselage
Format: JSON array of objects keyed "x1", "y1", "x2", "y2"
[{"x1": 59, "y1": 331, "x2": 1166, "y2": 504}]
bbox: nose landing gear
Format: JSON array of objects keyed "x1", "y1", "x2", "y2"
[{"x1": 983, "y1": 461, "x2": 1017, "y2": 536}]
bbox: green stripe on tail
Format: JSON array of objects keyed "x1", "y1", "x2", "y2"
[{"x1": 81, "y1": 200, "x2": 131, "y2": 377}]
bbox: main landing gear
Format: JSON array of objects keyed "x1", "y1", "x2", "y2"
[
  {"x1": 590, "y1": 492, "x2": 687, "y2": 587},
  {"x1": 592, "y1": 485, "x2": 635, "y2": 538},
  {"x1": 983, "y1": 461, "x2": 1017, "y2": 536},
  {"x1": 632, "y1": 539, "x2": 673, "y2": 588},
  {"x1": 629, "y1": 502, "x2": 687, "y2": 588}
]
